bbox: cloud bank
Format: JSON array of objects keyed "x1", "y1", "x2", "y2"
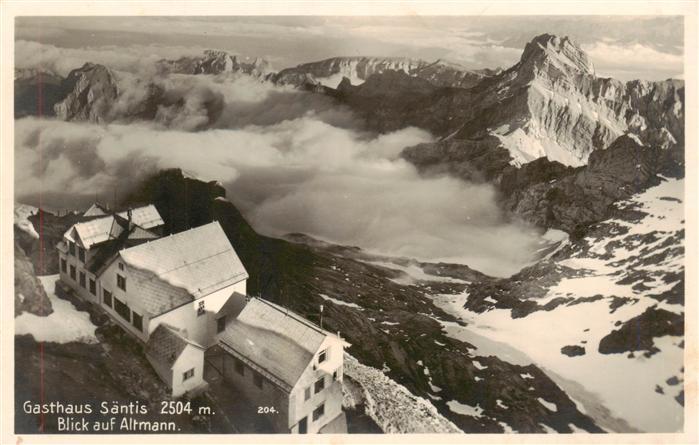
[{"x1": 15, "y1": 74, "x2": 542, "y2": 276}]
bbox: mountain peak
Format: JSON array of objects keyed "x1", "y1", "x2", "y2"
[{"x1": 520, "y1": 33, "x2": 595, "y2": 76}]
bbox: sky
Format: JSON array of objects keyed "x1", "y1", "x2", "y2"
[{"x1": 16, "y1": 15, "x2": 684, "y2": 81}]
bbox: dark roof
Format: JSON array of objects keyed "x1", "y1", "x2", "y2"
[
  {"x1": 84, "y1": 222, "x2": 159, "y2": 275},
  {"x1": 146, "y1": 324, "x2": 203, "y2": 368}
]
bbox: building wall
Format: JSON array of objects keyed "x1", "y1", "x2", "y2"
[
  {"x1": 288, "y1": 336, "x2": 345, "y2": 433},
  {"x1": 151, "y1": 280, "x2": 246, "y2": 347},
  {"x1": 58, "y1": 248, "x2": 100, "y2": 304},
  {"x1": 219, "y1": 351, "x2": 290, "y2": 433},
  {"x1": 171, "y1": 345, "x2": 205, "y2": 397},
  {"x1": 99, "y1": 255, "x2": 152, "y2": 342}
]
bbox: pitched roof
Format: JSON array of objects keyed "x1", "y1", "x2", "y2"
[
  {"x1": 146, "y1": 324, "x2": 203, "y2": 368},
  {"x1": 84, "y1": 224, "x2": 159, "y2": 275},
  {"x1": 218, "y1": 297, "x2": 328, "y2": 391},
  {"x1": 65, "y1": 205, "x2": 164, "y2": 249},
  {"x1": 119, "y1": 221, "x2": 248, "y2": 300},
  {"x1": 117, "y1": 205, "x2": 164, "y2": 230},
  {"x1": 83, "y1": 202, "x2": 110, "y2": 217}
]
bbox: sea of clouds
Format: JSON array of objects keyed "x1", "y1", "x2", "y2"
[{"x1": 14, "y1": 43, "x2": 543, "y2": 276}]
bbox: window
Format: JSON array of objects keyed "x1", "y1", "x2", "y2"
[
  {"x1": 312, "y1": 403, "x2": 325, "y2": 422},
  {"x1": 69, "y1": 265, "x2": 76, "y2": 280},
  {"x1": 132, "y1": 312, "x2": 143, "y2": 331},
  {"x1": 217, "y1": 316, "x2": 226, "y2": 333},
  {"x1": 114, "y1": 297, "x2": 130, "y2": 322},
  {"x1": 183, "y1": 368, "x2": 194, "y2": 381},
  {"x1": 103, "y1": 289, "x2": 113, "y2": 307},
  {"x1": 79, "y1": 271, "x2": 86, "y2": 288},
  {"x1": 318, "y1": 348, "x2": 328, "y2": 363},
  {"x1": 78, "y1": 247, "x2": 85, "y2": 263},
  {"x1": 60, "y1": 258, "x2": 67, "y2": 273},
  {"x1": 197, "y1": 300, "x2": 205, "y2": 316},
  {"x1": 314, "y1": 376, "x2": 325, "y2": 394},
  {"x1": 333, "y1": 369, "x2": 340, "y2": 381},
  {"x1": 234, "y1": 358, "x2": 245, "y2": 376},
  {"x1": 68, "y1": 241, "x2": 75, "y2": 256},
  {"x1": 253, "y1": 371, "x2": 263, "y2": 389},
  {"x1": 118, "y1": 262, "x2": 124, "y2": 271},
  {"x1": 304, "y1": 386, "x2": 311, "y2": 401},
  {"x1": 117, "y1": 274, "x2": 126, "y2": 291},
  {"x1": 89, "y1": 279, "x2": 96, "y2": 295}
]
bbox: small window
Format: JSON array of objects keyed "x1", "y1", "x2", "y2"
[
  {"x1": 117, "y1": 274, "x2": 126, "y2": 291},
  {"x1": 312, "y1": 403, "x2": 325, "y2": 421},
  {"x1": 103, "y1": 289, "x2": 113, "y2": 307},
  {"x1": 79, "y1": 271, "x2": 86, "y2": 288},
  {"x1": 253, "y1": 371, "x2": 263, "y2": 389},
  {"x1": 234, "y1": 358, "x2": 245, "y2": 376},
  {"x1": 314, "y1": 376, "x2": 325, "y2": 394},
  {"x1": 68, "y1": 241, "x2": 75, "y2": 256},
  {"x1": 197, "y1": 300, "x2": 205, "y2": 317},
  {"x1": 304, "y1": 386, "x2": 311, "y2": 401},
  {"x1": 318, "y1": 348, "x2": 328, "y2": 363},
  {"x1": 60, "y1": 258, "x2": 67, "y2": 273},
  {"x1": 183, "y1": 368, "x2": 194, "y2": 381},
  {"x1": 69, "y1": 265, "x2": 76, "y2": 280},
  {"x1": 217, "y1": 316, "x2": 226, "y2": 333},
  {"x1": 118, "y1": 262, "x2": 124, "y2": 271},
  {"x1": 132, "y1": 312, "x2": 143, "y2": 331},
  {"x1": 78, "y1": 247, "x2": 85, "y2": 263}
]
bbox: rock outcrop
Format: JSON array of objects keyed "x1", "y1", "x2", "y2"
[
  {"x1": 53, "y1": 63, "x2": 119, "y2": 123},
  {"x1": 14, "y1": 239, "x2": 52, "y2": 317}
]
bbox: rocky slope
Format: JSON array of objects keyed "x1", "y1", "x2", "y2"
[
  {"x1": 272, "y1": 56, "x2": 497, "y2": 89},
  {"x1": 15, "y1": 169, "x2": 601, "y2": 433},
  {"x1": 14, "y1": 68, "x2": 67, "y2": 118},
  {"x1": 445, "y1": 175, "x2": 685, "y2": 432}
]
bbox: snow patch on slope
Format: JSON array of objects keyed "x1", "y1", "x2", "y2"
[{"x1": 15, "y1": 275, "x2": 98, "y2": 343}]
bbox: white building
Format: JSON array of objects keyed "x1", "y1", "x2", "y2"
[
  {"x1": 57, "y1": 204, "x2": 349, "y2": 433},
  {"x1": 215, "y1": 294, "x2": 349, "y2": 433}
]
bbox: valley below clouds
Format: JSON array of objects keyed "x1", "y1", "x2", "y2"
[{"x1": 15, "y1": 71, "x2": 541, "y2": 276}]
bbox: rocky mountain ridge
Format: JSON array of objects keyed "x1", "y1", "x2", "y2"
[
  {"x1": 272, "y1": 56, "x2": 499, "y2": 89},
  {"x1": 157, "y1": 49, "x2": 271, "y2": 77}
]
